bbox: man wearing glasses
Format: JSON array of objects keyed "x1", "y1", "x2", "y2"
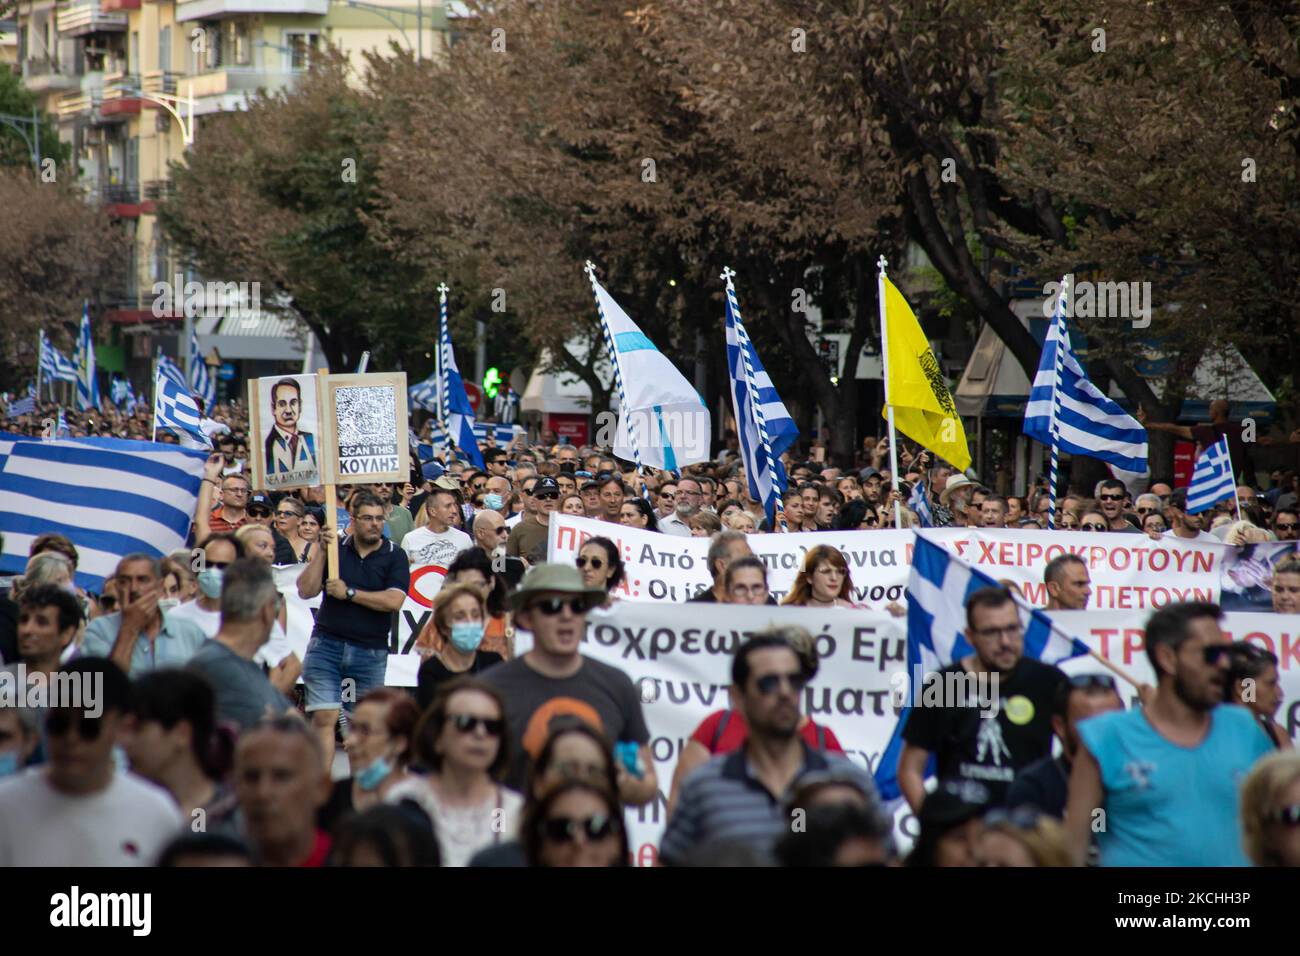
[
  {"x1": 1271, "y1": 507, "x2": 1299, "y2": 543},
  {"x1": 898, "y1": 587, "x2": 1067, "y2": 813},
  {"x1": 1096, "y1": 479, "x2": 1141, "y2": 532},
  {"x1": 297, "y1": 491, "x2": 410, "y2": 765},
  {"x1": 1006, "y1": 673, "x2": 1124, "y2": 818},
  {"x1": 0, "y1": 659, "x2": 183, "y2": 865},
  {"x1": 365, "y1": 481, "x2": 414, "y2": 548},
  {"x1": 660, "y1": 630, "x2": 880, "y2": 864},
  {"x1": 1065, "y1": 602, "x2": 1274, "y2": 866},
  {"x1": 507, "y1": 476, "x2": 561, "y2": 565},
  {"x1": 483, "y1": 564, "x2": 657, "y2": 805},
  {"x1": 660, "y1": 476, "x2": 701, "y2": 537}
]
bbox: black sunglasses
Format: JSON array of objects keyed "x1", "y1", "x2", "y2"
[
  {"x1": 529, "y1": 596, "x2": 589, "y2": 616},
  {"x1": 1067, "y1": 673, "x2": 1117, "y2": 693},
  {"x1": 450, "y1": 714, "x2": 504, "y2": 737},
  {"x1": 248, "y1": 508, "x2": 272, "y2": 517},
  {"x1": 541, "y1": 813, "x2": 621, "y2": 844},
  {"x1": 576, "y1": 556, "x2": 605, "y2": 570},
  {"x1": 46, "y1": 711, "x2": 103, "y2": 741},
  {"x1": 1098, "y1": 493, "x2": 1125, "y2": 502},
  {"x1": 1081, "y1": 523, "x2": 1107, "y2": 532},
  {"x1": 1203, "y1": 645, "x2": 1232, "y2": 665},
  {"x1": 755, "y1": 671, "x2": 807, "y2": 695},
  {"x1": 535, "y1": 492, "x2": 559, "y2": 501}
]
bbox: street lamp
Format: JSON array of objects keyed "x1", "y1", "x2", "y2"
[
  {"x1": 110, "y1": 80, "x2": 196, "y2": 146},
  {"x1": 346, "y1": 0, "x2": 422, "y2": 61}
]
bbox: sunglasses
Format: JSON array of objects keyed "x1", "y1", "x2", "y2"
[
  {"x1": 755, "y1": 671, "x2": 808, "y2": 695},
  {"x1": 450, "y1": 714, "x2": 504, "y2": 737},
  {"x1": 1098, "y1": 493, "x2": 1125, "y2": 502},
  {"x1": 248, "y1": 507, "x2": 272, "y2": 517},
  {"x1": 1202, "y1": 644, "x2": 1232, "y2": 665},
  {"x1": 1136, "y1": 507, "x2": 1154, "y2": 515},
  {"x1": 528, "y1": 596, "x2": 588, "y2": 616},
  {"x1": 1274, "y1": 804, "x2": 1300, "y2": 826},
  {"x1": 576, "y1": 556, "x2": 605, "y2": 570},
  {"x1": 46, "y1": 711, "x2": 103, "y2": 741},
  {"x1": 541, "y1": 813, "x2": 621, "y2": 844},
  {"x1": 535, "y1": 492, "x2": 559, "y2": 501},
  {"x1": 1067, "y1": 673, "x2": 1117, "y2": 693},
  {"x1": 1081, "y1": 523, "x2": 1107, "y2": 532},
  {"x1": 1275, "y1": 523, "x2": 1298, "y2": 531},
  {"x1": 275, "y1": 510, "x2": 301, "y2": 518}
]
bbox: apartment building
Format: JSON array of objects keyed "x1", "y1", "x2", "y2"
[{"x1": 12, "y1": 0, "x2": 449, "y2": 392}]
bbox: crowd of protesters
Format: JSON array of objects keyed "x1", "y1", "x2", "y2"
[{"x1": 0, "y1": 397, "x2": 1297, "y2": 869}]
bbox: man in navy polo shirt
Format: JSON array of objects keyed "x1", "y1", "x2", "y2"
[
  {"x1": 297, "y1": 489, "x2": 410, "y2": 764},
  {"x1": 660, "y1": 629, "x2": 880, "y2": 865}
]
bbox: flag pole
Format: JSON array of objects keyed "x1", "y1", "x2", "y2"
[
  {"x1": 585, "y1": 260, "x2": 647, "y2": 498},
  {"x1": 877, "y1": 256, "x2": 903, "y2": 529},
  {"x1": 1046, "y1": 275, "x2": 1071, "y2": 531},
  {"x1": 35, "y1": 329, "x2": 44, "y2": 404},
  {"x1": 437, "y1": 283, "x2": 452, "y2": 461},
  {"x1": 1223, "y1": 437, "x2": 1243, "y2": 522},
  {"x1": 722, "y1": 267, "x2": 783, "y2": 528}
]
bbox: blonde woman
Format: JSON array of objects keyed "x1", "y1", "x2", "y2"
[{"x1": 1240, "y1": 752, "x2": 1300, "y2": 867}]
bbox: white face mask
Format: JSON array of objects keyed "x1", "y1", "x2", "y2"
[{"x1": 158, "y1": 598, "x2": 180, "y2": 613}]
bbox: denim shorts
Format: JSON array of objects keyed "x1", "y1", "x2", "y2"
[{"x1": 302, "y1": 631, "x2": 390, "y2": 713}]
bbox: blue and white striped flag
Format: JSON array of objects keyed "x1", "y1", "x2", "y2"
[
  {"x1": 472, "y1": 422, "x2": 522, "y2": 446},
  {"x1": 188, "y1": 331, "x2": 216, "y2": 410},
  {"x1": 124, "y1": 380, "x2": 139, "y2": 416},
  {"x1": 409, "y1": 371, "x2": 439, "y2": 413},
  {"x1": 55, "y1": 407, "x2": 69, "y2": 438},
  {"x1": 40, "y1": 331, "x2": 79, "y2": 384},
  {"x1": 0, "y1": 432, "x2": 206, "y2": 591},
  {"x1": 438, "y1": 291, "x2": 485, "y2": 470},
  {"x1": 6, "y1": 392, "x2": 36, "y2": 417},
  {"x1": 908, "y1": 479, "x2": 933, "y2": 527},
  {"x1": 1186, "y1": 436, "x2": 1236, "y2": 514},
  {"x1": 1023, "y1": 287, "x2": 1148, "y2": 473},
  {"x1": 724, "y1": 278, "x2": 797, "y2": 524},
  {"x1": 74, "y1": 304, "x2": 100, "y2": 412},
  {"x1": 873, "y1": 533, "x2": 1090, "y2": 801},
  {"x1": 153, "y1": 366, "x2": 212, "y2": 449}
]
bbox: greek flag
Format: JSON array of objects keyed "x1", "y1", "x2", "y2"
[
  {"x1": 1186, "y1": 436, "x2": 1236, "y2": 514},
  {"x1": 1023, "y1": 285, "x2": 1148, "y2": 473},
  {"x1": 188, "y1": 331, "x2": 216, "y2": 410},
  {"x1": 74, "y1": 304, "x2": 100, "y2": 412},
  {"x1": 153, "y1": 364, "x2": 212, "y2": 449},
  {"x1": 472, "y1": 422, "x2": 522, "y2": 445},
  {"x1": 724, "y1": 285, "x2": 797, "y2": 523},
  {"x1": 439, "y1": 311, "x2": 485, "y2": 470},
  {"x1": 0, "y1": 432, "x2": 206, "y2": 592},
  {"x1": 7, "y1": 392, "x2": 36, "y2": 417},
  {"x1": 409, "y1": 372, "x2": 439, "y2": 413},
  {"x1": 40, "y1": 331, "x2": 79, "y2": 384},
  {"x1": 56, "y1": 407, "x2": 69, "y2": 438},
  {"x1": 908, "y1": 479, "x2": 933, "y2": 527},
  {"x1": 873, "y1": 533, "x2": 1090, "y2": 801}
]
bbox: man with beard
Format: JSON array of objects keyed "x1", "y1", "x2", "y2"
[
  {"x1": 1163, "y1": 489, "x2": 1217, "y2": 542},
  {"x1": 1064, "y1": 602, "x2": 1273, "y2": 866},
  {"x1": 660, "y1": 630, "x2": 879, "y2": 864},
  {"x1": 660, "y1": 476, "x2": 701, "y2": 536}
]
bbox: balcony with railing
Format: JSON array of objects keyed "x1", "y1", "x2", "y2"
[
  {"x1": 174, "y1": 0, "x2": 328, "y2": 23},
  {"x1": 140, "y1": 179, "x2": 172, "y2": 213},
  {"x1": 22, "y1": 57, "x2": 82, "y2": 95},
  {"x1": 102, "y1": 182, "x2": 143, "y2": 218},
  {"x1": 56, "y1": 1, "x2": 129, "y2": 37},
  {"x1": 188, "y1": 65, "x2": 299, "y2": 100}
]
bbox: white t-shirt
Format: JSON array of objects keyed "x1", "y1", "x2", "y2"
[
  {"x1": 168, "y1": 599, "x2": 295, "y2": 668},
  {"x1": 506, "y1": 511, "x2": 524, "y2": 529},
  {"x1": 1163, "y1": 529, "x2": 1219, "y2": 543},
  {"x1": 0, "y1": 768, "x2": 183, "y2": 866},
  {"x1": 386, "y1": 777, "x2": 523, "y2": 867},
  {"x1": 401, "y1": 526, "x2": 473, "y2": 571}
]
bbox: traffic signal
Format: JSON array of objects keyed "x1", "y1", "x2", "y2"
[{"x1": 483, "y1": 366, "x2": 502, "y2": 399}]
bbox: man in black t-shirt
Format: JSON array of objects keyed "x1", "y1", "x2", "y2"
[
  {"x1": 898, "y1": 587, "x2": 1067, "y2": 812},
  {"x1": 482, "y1": 564, "x2": 657, "y2": 805}
]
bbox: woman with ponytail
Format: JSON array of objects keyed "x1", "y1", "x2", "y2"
[{"x1": 126, "y1": 669, "x2": 240, "y2": 835}]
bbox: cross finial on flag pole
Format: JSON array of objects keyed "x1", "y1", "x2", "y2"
[
  {"x1": 583, "y1": 260, "x2": 598, "y2": 279},
  {"x1": 437, "y1": 282, "x2": 449, "y2": 297},
  {"x1": 877, "y1": 255, "x2": 888, "y2": 275},
  {"x1": 720, "y1": 266, "x2": 736, "y2": 284}
]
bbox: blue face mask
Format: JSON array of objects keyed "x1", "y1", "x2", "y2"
[
  {"x1": 0, "y1": 751, "x2": 19, "y2": 778},
  {"x1": 483, "y1": 493, "x2": 505, "y2": 511},
  {"x1": 197, "y1": 567, "x2": 224, "y2": 600},
  {"x1": 356, "y1": 756, "x2": 392, "y2": 791},
  {"x1": 449, "y1": 621, "x2": 485, "y2": 653}
]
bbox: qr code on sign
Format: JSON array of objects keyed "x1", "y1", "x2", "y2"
[{"x1": 335, "y1": 386, "x2": 396, "y2": 447}]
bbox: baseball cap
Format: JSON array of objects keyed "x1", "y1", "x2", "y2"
[
  {"x1": 421, "y1": 461, "x2": 445, "y2": 481},
  {"x1": 858, "y1": 467, "x2": 881, "y2": 481},
  {"x1": 533, "y1": 477, "x2": 560, "y2": 496},
  {"x1": 247, "y1": 494, "x2": 272, "y2": 513}
]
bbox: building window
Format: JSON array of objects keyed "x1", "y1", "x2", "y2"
[
  {"x1": 285, "y1": 32, "x2": 319, "y2": 72},
  {"x1": 205, "y1": 24, "x2": 222, "y2": 70},
  {"x1": 159, "y1": 26, "x2": 171, "y2": 73},
  {"x1": 230, "y1": 21, "x2": 251, "y2": 66}
]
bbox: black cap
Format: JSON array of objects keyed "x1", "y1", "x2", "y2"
[
  {"x1": 533, "y1": 477, "x2": 560, "y2": 495},
  {"x1": 248, "y1": 493, "x2": 272, "y2": 510}
]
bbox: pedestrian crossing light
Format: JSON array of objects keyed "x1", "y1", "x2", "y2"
[{"x1": 483, "y1": 367, "x2": 502, "y2": 399}]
